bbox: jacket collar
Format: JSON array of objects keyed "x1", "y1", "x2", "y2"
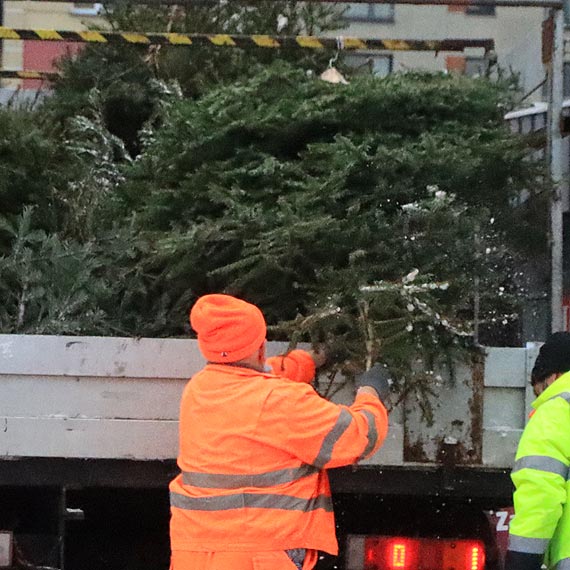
[
  {"x1": 205, "y1": 362, "x2": 274, "y2": 378},
  {"x1": 533, "y1": 370, "x2": 570, "y2": 410}
]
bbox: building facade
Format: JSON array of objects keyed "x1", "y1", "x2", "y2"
[
  {"x1": 338, "y1": 3, "x2": 548, "y2": 101},
  {"x1": 1, "y1": 1, "x2": 102, "y2": 92},
  {"x1": 0, "y1": 2, "x2": 557, "y2": 100}
]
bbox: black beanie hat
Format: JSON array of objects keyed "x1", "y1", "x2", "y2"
[{"x1": 531, "y1": 332, "x2": 570, "y2": 385}]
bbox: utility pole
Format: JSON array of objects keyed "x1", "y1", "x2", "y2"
[
  {"x1": 0, "y1": 0, "x2": 3, "y2": 81},
  {"x1": 545, "y1": 7, "x2": 565, "y2": 332}
]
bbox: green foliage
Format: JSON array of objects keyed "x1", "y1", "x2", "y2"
[
  {"x1": 54, "y1": 104, "x2": 132, "y2": 240},
  {"x1": 46, "y1": 0, "x2": 341, "y2": 154},
  {"x1": 106, "y1": 0, "x2": 341, "y2": 97},
  {"x1": 115, "y1": 64, "x2": 547, "y2": 367},
  {"x1": 0, "y1": 109, "x2": 66, "y2": 238},
  {"x1": 47, "y1": 45, "x2": 169, "y2": 156},
  {"x1": 0, "y1": 207, "x2": 158, "y2": 335},
  {"x1": 0, "y1": 58, "x2": 549, "y2": 401},
  {"x1": 0, "y1": 208, "x2": 107, "y2": 334}
]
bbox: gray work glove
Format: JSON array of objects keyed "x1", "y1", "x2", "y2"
[{"x1": 355, "y1": 363, "x2": 392, "y2": 404}]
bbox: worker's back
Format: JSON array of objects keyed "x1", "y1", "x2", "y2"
[{"x1": 169, "y1": 363, "x2": 338, "y2": 554}]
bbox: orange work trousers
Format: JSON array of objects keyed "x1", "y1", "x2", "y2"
[{"x1": 170, "y1": 549, "x2": 318, "y2": 570}]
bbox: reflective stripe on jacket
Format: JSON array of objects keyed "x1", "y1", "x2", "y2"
[
  {"x1": 508, "y1": 371, "x2": 570, "y2": 570},
  {"x1": 169, "y1": 363, "x2": 388, "y2": 554}
]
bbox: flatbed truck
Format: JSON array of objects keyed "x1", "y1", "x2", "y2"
[{"x1": 0, "y1": 334, "x2": 535, "y2": 570}]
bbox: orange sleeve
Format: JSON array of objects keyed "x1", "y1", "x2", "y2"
[
  {"x1": 267, "y1": 349, "x2": 316, "y2": 384},
  {"x1": 263, "y1": 382, "x2": 389, "y2": 468}
]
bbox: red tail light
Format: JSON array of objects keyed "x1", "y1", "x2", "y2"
[
  {"x1": 468, "y1": 544, "x2": 484, "y2": 570},
  {"x1": 355, "y1": 536, "x2": 485, "y2": 570},
  {"x1": 387, "y1": 539, "x2": 417, "y2": 570},
  {"x1": 391, "y1": 542, "x2": 407, "y2": 568}
]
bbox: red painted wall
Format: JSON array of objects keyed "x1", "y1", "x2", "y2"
[{"x1": 22, "y1": 40, "x2": 83, "y2": 89}]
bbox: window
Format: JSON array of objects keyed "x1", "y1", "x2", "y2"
[
  {"x1": 564, "y1": 62, "x2": 570, "y2": 97},
  {"x1": 445, "y1": 56, "x2": 489, "y2": 77},
  {"x1": 465, "y1": 4, "x2": 496, "y2": 15},
  {"x1": 564, "y1": 0, "x2": 570, "y2": 26},
  {"x1": 343, "y1": 53, "x2": 393, "y2": 77},
  {"x1": 465, "y1": 57, "x2": 488, "y2": 77},
  {"x1": 343, "y1": 3, "x2": 395, "y2": 23},
  {"x1": 70, "y1": 3, "x2": 103, "y2": 16}
]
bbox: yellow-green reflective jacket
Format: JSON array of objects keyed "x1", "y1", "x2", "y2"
[{"x1": 509, "y1": 371, "x2": 570, "y2": 570}]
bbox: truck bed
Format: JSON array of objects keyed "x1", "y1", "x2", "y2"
[{"x1": 0, "y1": 334, "x2": 532, "y2": 497}]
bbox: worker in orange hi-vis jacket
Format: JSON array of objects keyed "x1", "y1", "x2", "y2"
[{"x1": 169, "y1": 293, "x2": 391, "y2": 570}]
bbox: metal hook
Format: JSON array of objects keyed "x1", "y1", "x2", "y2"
[{"x1": 328, "y1": 36, "x2": 344, "y2": 68}]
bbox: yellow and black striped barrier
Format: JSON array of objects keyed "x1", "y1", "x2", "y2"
[
  {"x1": 0, "y1": 0, "x2": 564, "y2": 6},
  {"x1": 0, "y1": 70, "x2": 58, "y2": 80},
  {"x1": 0, "y1": 27, "x2": 495, "y2": 52}
]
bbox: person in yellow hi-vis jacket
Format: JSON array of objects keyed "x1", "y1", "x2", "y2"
[{"x1": 505, "y1": 332, "x2": 570, "y2": 570}]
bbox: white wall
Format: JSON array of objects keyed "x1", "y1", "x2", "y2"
[{"x1": 333, "y1": 5, "x2": 546, "y2": 99}]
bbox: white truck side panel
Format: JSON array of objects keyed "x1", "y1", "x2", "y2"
[
  {"x1": 0, "y1": 334, "x2": 203, "y2": 378},
  {"x1": 0, "y1": 334, "x2": 195, "y2": 459},
  {"x1": 482, "y1": 346, "x2": 535, "y2": 467},
  {"x1": 1, "y1": 417, "x2": 178, "y2": 460},
  {"x1": 0, "y1": 334, "x2": 529, "y2": 465}
]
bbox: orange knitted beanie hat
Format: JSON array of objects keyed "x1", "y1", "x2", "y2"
[{"x1": 190, "y1": 294, "x2": 266, "y2": 363}]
